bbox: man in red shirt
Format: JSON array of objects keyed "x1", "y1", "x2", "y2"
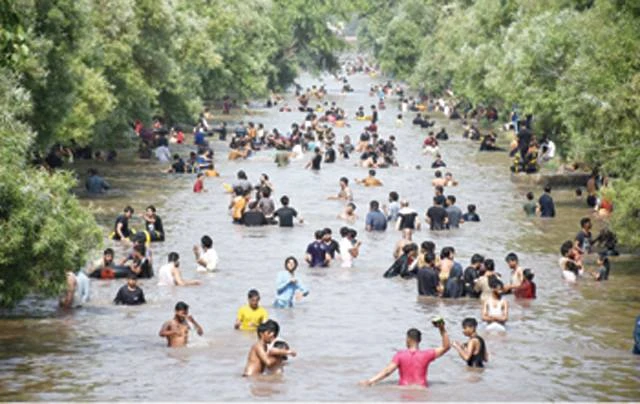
[{"x1": 362, "y1": 321, "x2": 450, "y2": 387}]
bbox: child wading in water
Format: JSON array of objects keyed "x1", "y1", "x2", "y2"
[
  {"x1": 243, "y1": 319, "x2": 296, "y2": 376},
  {"x1": 452, "y1": 318, "x2": 488, "y2": 368}
]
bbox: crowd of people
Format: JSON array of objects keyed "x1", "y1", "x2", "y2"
[{"x1": 59, "y1": 56, "x2": 633, "y2": 390}]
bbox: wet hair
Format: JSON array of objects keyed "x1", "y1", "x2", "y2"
[
  {"x1": 523, "y1": 268, "x2": 535, "y2": 281},
  {"x1": 237, "y1": 170, "x2": 247, "y2": 180},
  {"x1": 146, "y1": 205, "x2": 156, "y2": 213},
  {"x1": 435, "y1": 185, "x2": 444, "y2": 194},
  {"x1": 370, "y1": 200, "x2": 380, "y2": 210},
  {"x1": 197, "y1": 172, "x2": 204, "y2": 178},
  {"x1": 526, "y1": 192, "x2": 534, "y2": 200},
  {"x1": 489, "y1": 275, "x2": 504, "y2": 290},
  {"x1": 421, "y1": 241, "x2": 436, "y2": 253},
  {"x1": 407, "y1": 328, "x2": 422, "y2": 343},
  {"x1": 314, "y1": 230, "x2": 324, "y2": 240},
  {"x1": 127, "y1": 273, "x2": 138, "y2": 280},
  {"x1": 575, "y1": 188, "x2": 583, "y2": 196},
  {"x1": 280, "y1": 195, "x2": 290, "y2": 206},
  {"x1": 435, "y1": 170, "x2": 442, "y2": 178},
  {"x1": 368, "y1": 169, "x2": 376, "y2": 176},
  {"x1": 544, "y1": 186, "x2": 551, "y2": 193},
  {"x1": 340, "y1": 226, "x2": 350, "y2": 237},
  {"x1": 560, "y1": 240, "x2": 574, "y2": 256},
  {"x1": 201, "y1": 235, "x2": 213, "y2": 249},
  {"x1": 447, "y1": 195, "x2": 456, "y2": 204},
  {"x1": 424, "y1": 252, "x2": 436, "y2": 266},
  {"x1": 440, "y1": 246, "x2": 454, "y2": 259},
  {"x1": 284, "y1": 256, "x2": 298, "y2": 270},
  {"x1": 389, "y1": 192, "x2": 399, "y2": 202},
  {"x1": 248, "y1": 289, "x2": 260, "y2": 299},
  {"x1": 403, "y1": 243, "x2": 418, "y2": 255},
  {"x1": 484, "y1": 259, "x2": 495, "y2": 272},
  {"x1": 168, "y1": 252, "x2": 179, "y2": 262},
  {"x1": 248, "y1": 201, "x2": 258, "y2": 210},
  {"x1": 261, "y1": 188, "x2": 271, "y2": 198},
  {"x1": 505, "y1": 252, "x2": 519, "y2": 263},
  {"x1": 104, "y1": 248, "x2": 114, "y2": 256},
  {"x1": 323, "y1": 228, "x2": 332, "y2": 235},
  {"x1": 462, "y1": 318, "x2": 478, "y2": 329},
  {"x1": 467, "y1": 204, "x2": 476, "y2": 213},
  {"x1": 175, "y1": 301, "x2": 189, "y2": 311},
  {"x1": 340, "y1": 176, "x2": 349, "y2": 185},
  {"x1": 580, "y1": 217, "x2": 591, "y2": 228},
  {"x1": 133, "y1": 244, "x2": 145, "y2": 255},
  {"x1": 124, "y1": 206, "x2": 134, "y2": 214},
  {"x1": 262, "y1": 319, "x2": 280, "y2": 337},
  {"x1": 347, "y1": 202, "x2": 356, "y2": 211},
  {"x1": 471, "y1": 254, "x2": 484, "y2": 264},
  {"x1": 273, "y1": 340, "x2": 289, "y2": 350}
]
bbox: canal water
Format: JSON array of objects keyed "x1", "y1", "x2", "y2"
[{"x1": 0, "y1": 71, "x2": 638, "y2": 401}]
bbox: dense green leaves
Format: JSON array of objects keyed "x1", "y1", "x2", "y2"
[
  {"x1": 359, "y1": 0, "x2": 640, "y2": 247},
  {"x1": 0, "y1": 0, "x2": 351, "y2": 306}
]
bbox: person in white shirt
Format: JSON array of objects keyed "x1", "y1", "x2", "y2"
[
  {"x1": 158, "y1": 252, "x2": 202, "y2": 286},
  {"x1": 155, "y1": 145, "x2": 171, "y2": 162},
  {"x1": 193, "y1": 235, "x2": 219, "y2": 273},
  {"x1": 339, "y1": 227, "x2": 361, "y2": 268}
]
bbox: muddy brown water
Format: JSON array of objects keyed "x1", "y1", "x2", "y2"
[{"x1": 1, "y1": 72, "x2": 639, "y2": 401}]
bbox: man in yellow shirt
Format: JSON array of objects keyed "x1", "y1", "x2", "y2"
[{"x1": 235, "y1": 289, "x2": 269, "y2": 331}]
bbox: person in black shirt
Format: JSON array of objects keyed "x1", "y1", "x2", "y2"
[
  {"x1": 274, "y1": 195, "x2": 302, "y2": 227},
  {"x1": 370, "y1": 105, "x2": 378, "y2": 124},
  {"x1": 114, "y1": 275, "x2": 146, "y2": 305},
  {"x1": 243, "y1": 201, "x2": 267, "y2": 226},
  {"x1": 538, "y1": 186, "x2": 556, "y2": 218},
  {"x1": 462, "y1": 204, "x2": 481, "y2": 222},
  {"x1": 324, "y1": 143, "x2": 336, "y2": 163},
  {"x1": 112, "y1": 206, "x2": 135, "y2": 241},
  {"x1": 322, "y1": 228, "x2": 340, "y2": 259},
  {"x1": 142, "y1": 205, "x2": 165, "y2": 241},
  {"x1": 306, "y1": 147, "x2": 322, "y2": 170},
  {"x1": 124, "y1": 244, "x2": 154, "y2": 278},
  {"x1": 168, "y1": 154, "x2": 186, "y2": 173},
  {"x1": 426, "y1": 197, "x2": 448, "y2": 230},
  {"x1": 463, "y1": 254, "x2": 484, "y2": 298},
  {"x1": 416, "y1": 253, "x2": 439, "y2": 296}
]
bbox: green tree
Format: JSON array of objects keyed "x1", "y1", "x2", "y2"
[{"x1": 0, "y1": 70, "x2": 102, "y2": 307}]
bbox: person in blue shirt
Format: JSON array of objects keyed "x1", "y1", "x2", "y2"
[
  {"x1": 366, "y1": 200, "x2": 388, "y2": 232},
  {"x1": 274, "y1": 257, "x2": 309, "y2": 308},
  {"x1": 538, "y1": 186, "x2": 556, "y2": 218},
  {"x1": 85, "y1": 168, "x2": 110, "y2": 194},
  {"x1": 305, "y1": 230, "x2": 331, "y2": 267}
]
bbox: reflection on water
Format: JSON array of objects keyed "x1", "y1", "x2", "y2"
[{"x1": 1, "y1": 72, "x2": 639, "y2": 401}]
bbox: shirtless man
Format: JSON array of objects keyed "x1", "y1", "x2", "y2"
[
  {"x1": 158, "y1": 301, "x2": 204, "y2": 347},
  {"x1": 338, "y1": 202, "x2": 358, "y2": 223},
  {"x1": 432, "y1": 170, "x2": 446, "y2": 188},
  {"x1": 444, "y1": 172, "x2": 459, "y2": 187},
  {"x1": 501, "y1": 252, "x2": 524, "y2": 293},
  {"x1": 328, "y1": 177, "x2": 353, "y2": 201},
  {"x1": 243, "y1": 320, "x2": 296, "y2": 376}
]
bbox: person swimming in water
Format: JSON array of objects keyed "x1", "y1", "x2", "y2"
[
  {"x1": 338, "y1": 202, "x2": 358, "y2": 223},
  {"x1": 328, "y1": 177, "x2": 353, "y2": 201},
  {"x1": 243, "y1": 319, "x2": 296, "y2": 376},
  {"x1": 158, "y1": 301, "x2": 204, "y2": 347},
  {"x1": 356, "y1": 169, "x2": 383, "y2": 187},
  {"x1": 482, "y1": 280, "x2": 508, "y2": 332},
  {"x1": 452, "y1": 318, "x2": 488, "y2": 368}
]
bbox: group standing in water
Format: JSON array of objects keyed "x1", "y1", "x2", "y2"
[{"x1": 61, "y1": 56, "x2": 627, "y2": 388}]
